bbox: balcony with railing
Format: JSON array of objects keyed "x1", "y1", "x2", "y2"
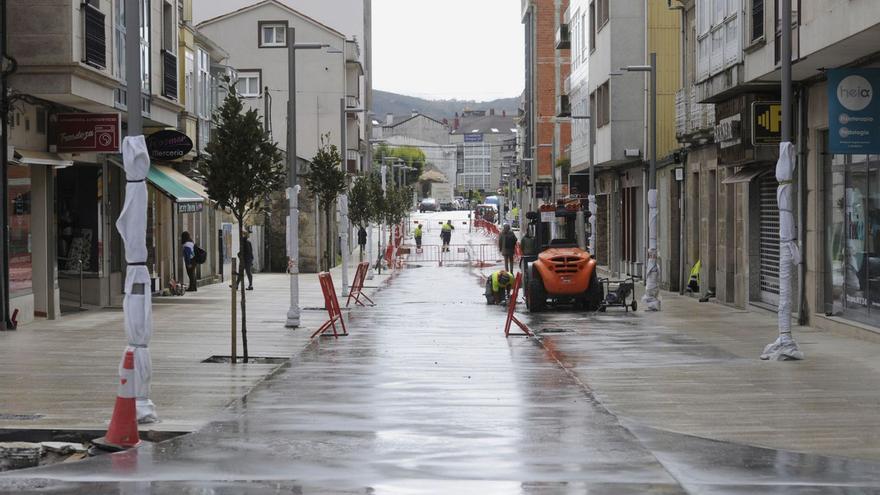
[{"x1": 675, "y1": 87, "x2": 715, "y2": 143}]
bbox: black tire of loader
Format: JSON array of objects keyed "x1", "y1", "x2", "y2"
[
  {"x1": 528, "y1": 268, "x2": 547, "y2": 312},
  {"x1": 583, "y1": 268, "x2": 604, "y2": 311}
]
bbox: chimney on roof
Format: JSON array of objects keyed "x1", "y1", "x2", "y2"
[
  {"x1": 442, "y1": 118, "x2": 449, "y2": 126},
  {"x1": 490, "y1": 108, "x2": 495, "y2": 116},
  {"x1": 502, "y1": 110, "x2": 506, "y2": 117},
  {"x1": 411, "y1": 109, "x2": 419, "y2": 117},
  {"x1": 385, "y1": 113, "x2": 393, "y2": 126},
  {"x1": 454, "y1": 116, "x2": 460, "y2": 130}
]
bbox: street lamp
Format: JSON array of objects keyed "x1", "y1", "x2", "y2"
[
  {"x1": 620, "y1": 53, "x2": 660, "y2": 311},
  {"x1": 286, "y1": 27, "x2": 333, "y2": 328},
  {"x1": 556, "y1": 115, "x2": 596, "y2": 254},
  {"x1": 365, "y1": 138, "x2": 386, "y2": 279}
]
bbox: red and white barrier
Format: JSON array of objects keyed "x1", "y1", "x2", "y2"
[{"x1": 311, "y1": 272, "x2": 348, "y2": 339}]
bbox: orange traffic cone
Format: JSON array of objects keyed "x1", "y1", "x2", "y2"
[{"x1": 94, "y1": 350, "x2": 141, "y2": 451}]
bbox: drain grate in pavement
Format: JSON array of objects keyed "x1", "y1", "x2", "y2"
[
  {"x1": 0, "y1": 414, "x2": 44, "y2": 421},
  {"x1": 202, "y1": 356, "x2": 289, "y2": 364},
  {"x1": 537, "y1": 328, "x2": 573, "y2": 333}
]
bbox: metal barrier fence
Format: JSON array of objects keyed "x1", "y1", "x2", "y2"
[{"x1": 396, "y1": 244, "x2": 508, "y2": 267}]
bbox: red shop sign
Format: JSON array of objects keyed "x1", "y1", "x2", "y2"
[{"x1": 55, "y1": 113, "x2": 121, "y2": 153}]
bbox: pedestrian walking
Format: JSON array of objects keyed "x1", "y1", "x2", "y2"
[
  {"x1": 440, "y1": 220, "x2": 455, "y2": 252},
  {"x1": 181, "y1": 231, "x2": 197, "y2": 292},
  {"x1": 239, "y1": 230, "x2": 254, "y2": 290},
  {"x1": 498, "y1": 223, "x2": 518, "y2": 273},
  {"x1": 484, "y1": 269, "x2": 513, "y2": 305},
  {"x1": 414, "y1": 223, "x2": 423, "y2": 250},
  {"x1": 357, "y1": 226, "x2": 367, "y2": 262}
]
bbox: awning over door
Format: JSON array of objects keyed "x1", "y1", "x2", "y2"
[
  {"x1": 12, "y1": 148, "x2": 73, "y2": 168},
  {"x1": 722, "y1": 166, "x2": 767, "y2": 184},
  {"x1": 147, "y1": 166, "x2": 204, "y2": 205}
]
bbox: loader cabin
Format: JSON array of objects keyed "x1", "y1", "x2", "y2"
[{"x1": 526, "y1": 201, "x2": 591, "y2": 253}]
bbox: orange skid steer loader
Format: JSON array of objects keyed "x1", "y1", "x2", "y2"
[{"x1": 521, "y1": 200, "x2": 603, "y2": 312}]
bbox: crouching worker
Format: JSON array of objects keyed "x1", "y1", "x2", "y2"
[{"x1": 484, "y1": 270, "x2": 513, "y2": 305}]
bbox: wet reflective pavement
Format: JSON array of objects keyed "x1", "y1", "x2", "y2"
[{"x1": 3, "y1": 214, "x2": 880, "y2": 493}]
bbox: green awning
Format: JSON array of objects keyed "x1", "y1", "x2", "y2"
[{"x1": 147, "y1": 166, "x2": 204, "y2": 203}]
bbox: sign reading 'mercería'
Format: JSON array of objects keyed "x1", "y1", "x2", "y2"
[{"x1": 146, "y1": 130, "x2": 194, "y2": 161}]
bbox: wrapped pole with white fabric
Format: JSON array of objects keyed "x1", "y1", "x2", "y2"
[
  {"x1": 115, "y1": 136, "x2": 158, "y2": 423},
  {"x1": 761, "y1": 0, "x2": 803, "y2": 361},
  {"x1": 588, "y1": 193, "x2": 597, "y2": 256},
  {"x1": 642, "y1": 189, "x2": 661, "y2": 311},
  {"x1": 761, "y1": 142, "x2": 804, "y2": 360}
]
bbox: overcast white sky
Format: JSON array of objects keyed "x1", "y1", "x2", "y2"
[
  {"x1": 372, "y1": 0, "x2": 524, "y2": 101},
  {"x1": 194, "y1": 0, "x2": 525, "y2": 102}
]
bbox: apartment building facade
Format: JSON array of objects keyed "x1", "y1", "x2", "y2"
[
  {"x1": 522, "y1": 0, "x2": 571, "y2": 209},
  {"x1": 197, "y1": 0, "x2": 366, "y2": 273},
  {"x1": 563, "y1": 0, "x2": 680, "y2": 278}
]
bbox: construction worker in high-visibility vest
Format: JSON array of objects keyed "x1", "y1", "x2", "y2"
[
  {"x1": 441, "y1": 220, "x2": 455, "y2": 252},
  {"x1": 484, "y1": 270, "x2": 513, "y2": 305},
  {"x1": 414, "y1": 224, "x2": 423, "y2": 250}
]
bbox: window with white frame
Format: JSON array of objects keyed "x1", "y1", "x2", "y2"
[
  {"x1": 114, "y1": 0, "x2": 125, "y2": 79},
  {"x1": 184, "y1": 49, "x2": 194, "y2": 113},
  {"x1": 259, "y1": 22, "x2": 287, "y2": 47},
  {"x1": 696, "y1": 0, "x2": 740, "y2": 82},
  {"x1": 236, "y1": 70, "x2": 261, "y2": 98},
  {"x1": 198, "y1": 49, "x2": 210, "y2": 115}
]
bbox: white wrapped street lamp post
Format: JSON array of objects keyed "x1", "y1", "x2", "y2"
[
  {"x1": 761, "y1": 0, "x2": 803, "y2": 361},
  {"x1": 116, "y1": 137, "x2": 157, "y2": 423}
]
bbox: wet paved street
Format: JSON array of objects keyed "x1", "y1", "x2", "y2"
[{"x1": 3, "y1": 212, "x2": 880, "y2": 493}]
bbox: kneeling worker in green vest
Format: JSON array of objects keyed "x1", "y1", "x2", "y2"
[{"x1": 485, "y1": 270, "x2": 513, "y2": 305}]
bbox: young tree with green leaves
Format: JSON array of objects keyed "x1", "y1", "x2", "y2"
[
  {"x1": 198, "y1": 78, "x2": 284, "y2": 363},
  {"x1": 303, "y1": 134, "x2": 347, "y2": 272}
]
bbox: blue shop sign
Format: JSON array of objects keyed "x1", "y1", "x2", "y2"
[
  {"x1": 464, "y1": 133, "x2": 483, "y2": 143},
  {"x1": 828, "y1": 68, "x2": 880, "y2": 154}
]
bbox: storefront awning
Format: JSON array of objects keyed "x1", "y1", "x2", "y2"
[
  {"x1": 12, "y1": 148, "x2": 73, "y2": 168},
  {"x1": 155, "y1": 165, "x2": 210, "y2": 201},
  {"x1": 722, "y1": 166, "x2": 768, "y2": 184},
  {"x1": 147, "y1": 166, "x2": 204, "y2": 204}
]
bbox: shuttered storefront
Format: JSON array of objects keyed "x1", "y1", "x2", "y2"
[{"x1": 758, "y1": 174, "x2": 780, "y2": 305}]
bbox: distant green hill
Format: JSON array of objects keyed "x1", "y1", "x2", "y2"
[{"x1": 372, "y1": 90, "x2": 520, "y2": 122}]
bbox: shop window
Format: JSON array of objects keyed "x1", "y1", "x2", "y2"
[
  {"x1": 823, "y1": 131, "x2": 880, "y2": 327},
  {"x1": 8, "y1": 166, "x2": 32, "y2": 296},
  {"x1": 57, "y1": 166, "x2": 101, "y2": 275}
]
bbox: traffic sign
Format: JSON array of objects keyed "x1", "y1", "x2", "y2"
[{"x1": 752, "y1": 101, "x2": 782, "y2": 146}]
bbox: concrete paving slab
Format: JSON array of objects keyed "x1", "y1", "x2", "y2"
[{"x1": 0, "y1": 259, "x2": 390, "y2": 433}]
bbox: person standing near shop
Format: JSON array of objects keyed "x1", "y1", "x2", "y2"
[
  {"x1": 181, "y1": 231, "x2": 197, "y2": 292},
  {"x1": 239, "y1": 230, "x2": 254, "y2": 291}
]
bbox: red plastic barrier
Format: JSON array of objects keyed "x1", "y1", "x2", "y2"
[
  {"x1": 346, "y1": 262, "x2": 375, "y2": 308},
  {"x1": 504, "y1": 272, "x2": 531, "y2": 337},
  {"x1": 311, "y1": 272, "x2": 348, "y2": 339}
]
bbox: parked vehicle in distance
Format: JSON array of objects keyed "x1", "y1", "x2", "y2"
[
  {"x1": 439, "y1": 201, "x2": 456, "y2": 211},
  {"x1": 419, "y1": 198, "x2": 439, "y2": 213}
]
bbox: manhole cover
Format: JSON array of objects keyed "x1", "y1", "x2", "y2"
[{"x1": 0, "y1": 414, "x2": 44, "y2": 421}]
